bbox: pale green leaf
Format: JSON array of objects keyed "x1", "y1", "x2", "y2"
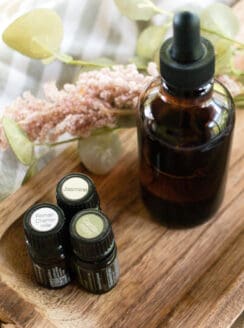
[
  {"x1": 137, "y1": 25, "x2": 167, "y2": 59},
  {"x1": 41, "y1": 56, "x2": 56, "y2": 65},
  {"x1": 0, "y1": 149, "x2": 24, "y2": 200},
  {"x1": 3, "y1": 9, "x2": 63, "y2": 59},
  {"x1": 55, "y1": 53, "x2": 114, "y2": 70},
  {"x1": 129, "y1": 56, "x2": 149, "y2": 70},
  {"x1": 215, "y1": 40, "x2": 233, "y2": 75},
  {"x1": 200, "y1": 3, "x2": 240, "y2": 76},
  {"x1": 2, "y1": 117, "x2": 34, "y2": 165},
  {"x1": 153, "y1": 48, "x2": 160, "y2": 70},
  {"x1": 22, "y1": 161, "x2": 38, "y2": 184},
  {"x1": 114, "y1": 0, "x2": 157, "y2": 21},
  {"x1": 201, "y1": 3, "x2": 239, "y2": 41}
]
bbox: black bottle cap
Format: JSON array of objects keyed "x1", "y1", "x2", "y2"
[
  {"x1": 70, "y1": 209, "x2": 115, "y2": 261},
  {"x1": 56, "y1": 173, "x2": 100, "y2": 219},
  {"x1": 23, "y1": 203, "x2": 66, "y2": 257},
  {"x1": 160, "y1": 11, "x2": 215, "y2": 90}
]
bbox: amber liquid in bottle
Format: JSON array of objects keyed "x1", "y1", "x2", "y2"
[{"x1": 137, "y1": 79, "x2": 235, "y2": 228}]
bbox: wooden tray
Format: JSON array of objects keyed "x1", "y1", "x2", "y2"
[
  {"x1": 0, "y1": 109, "x2": 243, "y2": 327},
  {"x1": 0, "y1": 3, "x2": 244, "y2": 326}
]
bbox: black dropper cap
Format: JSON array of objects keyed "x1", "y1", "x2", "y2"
[
  {"x1": 160, "y1": 11, "x2": 215, "y2": 90},
  {"x1": 23, "y1": 203, "x2": 66, "y2": 259},
  {"x1": 56, "y1": 173, "x2": 100, "y2": 221},
  {"x1": 70, "y1": 209, "x2": 115, "y2": 262}
]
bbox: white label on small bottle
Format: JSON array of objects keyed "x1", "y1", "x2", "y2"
[
  {"x1": 30, "y1": 208, "x2": 59, "y2": 232},
  {"x1": 61, "y1": 177, "x2": 89, "y2": 200}
]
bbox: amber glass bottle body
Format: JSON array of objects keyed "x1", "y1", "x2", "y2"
[{"x1": 137, "y1": 78, "x2": 235, "y2": 228}]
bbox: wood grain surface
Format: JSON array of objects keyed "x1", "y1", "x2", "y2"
[
  {"x1": 0, "y1": 2, "x2": 244, "y2": 328},
  {"x1": 0, "y1": 109, "x2": 243, "y2": 328}
]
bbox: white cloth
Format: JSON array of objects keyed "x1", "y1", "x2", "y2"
[{"x1": 0, "y1": 0, "x2": 227, "y2": 199}]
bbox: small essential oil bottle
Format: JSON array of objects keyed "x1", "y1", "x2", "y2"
[
  {"x1": 56, "y1": 173, "x2": 100, "y2": 223},
  {"x1": 70, "y1": 209, "x2": 119, "y2": 294},
  {"x1": 137, "y1": 12, "x2": 235, "y2": 228},
  {"x1": 23, "y1": 203, "x2": 71, "y2": 288}
]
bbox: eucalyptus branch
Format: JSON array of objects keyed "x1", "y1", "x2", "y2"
[
  {"x1": 54, "y1": 53, "x2": 110, "y2": 68},
  {"x1": 138, "y1": 3, "x2": 243, "y2": 48},
  {"x1": 33, "y1": 40, "x2": 109, "y2": 68}
]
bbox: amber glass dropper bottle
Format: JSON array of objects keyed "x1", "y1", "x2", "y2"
[{"x1": 137, "y1": 11, "x2": 235, "y2": 228}]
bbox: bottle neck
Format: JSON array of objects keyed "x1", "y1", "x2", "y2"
[
  {"x1": 161, "y1": 78, "x2": 214, "y2": 106},
  {"x1": 74, "y1": 244, "x2": 117, "y2": 266}
]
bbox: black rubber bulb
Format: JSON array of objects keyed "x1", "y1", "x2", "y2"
[{"x1": 170, "y1": 11, "x2": 204, "y2": 63}]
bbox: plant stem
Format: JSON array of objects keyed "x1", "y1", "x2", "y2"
[
  {"x1": 40, "y1": 137, "x2": 81, "y2": 147},
  {"x1": 49, "y1": 138, "x2": 79, "y2": 146},
  {"x1": 151, "y1": 4, "x2": 173, "y2": 17},
  {"x1": 55, "y1": 53, "x2": 110, "y2": 68},
  {"x1": 138, "y1": 2, "x2": 173, "y2": 17},
  {"x1": 63, "y1": 58, "x2": 108, "y2": 67}
]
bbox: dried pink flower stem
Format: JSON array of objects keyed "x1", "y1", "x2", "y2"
[
  {"x1": 0, "y1": 62, "x2": 241, "y2": 150},
  {"x1": 0, "y1": 64, "x2": 156, "y2": 149}
]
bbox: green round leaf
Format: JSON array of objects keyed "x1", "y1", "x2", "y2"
[
  {"x1": 137, "y1": 25, "x2": 167, "y2": 59},
  {"x1": 2, "y1": 117, "x2": 34, "y2": 165},
  {"x1": 3, "y1": 9, "x2": 63, "y2": 59},
  {"x1": 215, "y1": 40, "x2": 233, "y2": 75},
  {"x1": 200, "y1": 3, "x2": 240, "y2": 76},
  {"x1": 114, "y1": 0, "x2": 157, "y2": 21},
  {"x1": 22, "y1": 161, "x2": 38, "y2": 184},
  {"x1": 201, "y1": 3, "x2": 239, "y2": 39},
  {"x1": 153, "y1": 48, "x2": 160, "y2": 70},
  {"x1": 129, "y1": 56, "x2": 149, "y2": 70}
]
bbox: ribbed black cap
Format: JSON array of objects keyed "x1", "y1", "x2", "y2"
[
  {"x1": 23, "y1": 203, "x2": 66, "y2": 258},
  {"x1": 160, "y1": 11, "x2": 215, "y2": 90},
  {"x1": 56, "y1": 173, "x2": 100, "y2": 221},
  {"x1": 70, "y1": 209, "x2": 115, "y2": 261}
]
